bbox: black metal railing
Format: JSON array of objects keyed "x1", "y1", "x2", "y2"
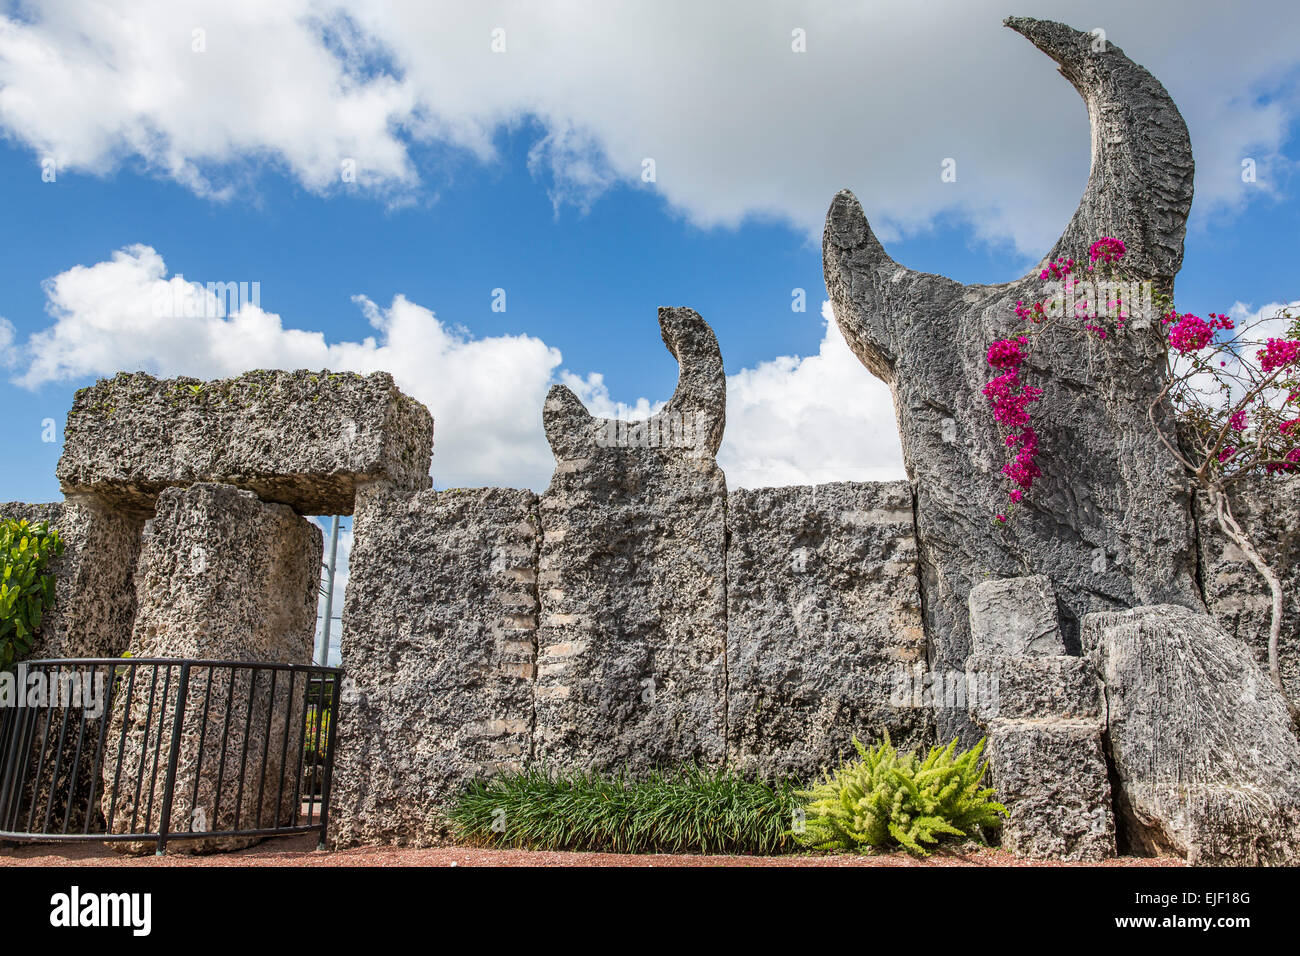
[{"x1": 0, "y1": 658, "x2": 342, "y2": 853}]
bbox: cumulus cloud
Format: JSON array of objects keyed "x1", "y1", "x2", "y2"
[
  {"x1": 2, "y1": 1, "x2": 1297, "y2": 251},
  {"x1": 719, "y1": 301, "x2": 904, "y2": 487},
  {"x1": 20, "y1": 244, "x2": 568, "y2": 489},
  {"x1": 0, "y1": 316, "x2": 15, "y2": 367},
  {"x1": 11, "y1": 245, "x2": 905, "y2": 490}
]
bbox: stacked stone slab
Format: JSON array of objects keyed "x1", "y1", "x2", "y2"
[
  {"x1": 0, "y1": 497, "x2": 143, "y2": 659},
  {"x1": 726, "y1": 481, "x2": 928, "y2": 778},
  {"x1": 57, "y1": 369, "x2": 433, "y2": 515},
  {"x1": 824, "y1": 17, "x2": 1203, "y2": 744},
  {"x1": 533, "y1": 307, "x2": 728, "y2": 771},
  {"x1": 965, "y1": 575, "x2": 1116, "y2": 861},
  {"x1": 329, "y1": 485, "x2": 539, "y2": 848},
  {"x1": 1084, "y1": 604, "x2": 1300, "y2": 865},
  {"x1": 1196, "y1": 476, "x2": 1300, "y2": 704},
  {"x1": 101, "y1": 483, "x2": 322, "y2": 852}
]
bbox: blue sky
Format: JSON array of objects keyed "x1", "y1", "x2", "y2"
[{"x1": 1, "y1": 2, "x2": 1298, "y2": 660}]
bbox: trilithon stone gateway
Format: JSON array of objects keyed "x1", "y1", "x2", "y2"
[{"x1": 3, "y1": 18, "x2": 1298, "y2": 865}]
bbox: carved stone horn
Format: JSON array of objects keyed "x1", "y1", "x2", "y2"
[
  {"x1": 543, "y1": 306, "x2": 726, "y2": 462},
  {"x1": 1005, "y1": 16, "x2": 1194, "y2": 284},
  {"x1": 824, "y1": 18, "x2": 1195, "y2": 382}
]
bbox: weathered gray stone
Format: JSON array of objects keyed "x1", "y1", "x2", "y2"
[
  {"x1": 57, "y1": 370, "x2": 433, "y2": 515},
  {"x1": 725, "y1": 481, "x2": 928, "y2": 778},
  {"x1": 966, "y1": 655, "x2": 1101, "y2": 724},
  {"x1": 1196, "y1": 476, "x2": 1300, "y2": 705},
  {"x1": 1084, "y1": 604, "x2": 1300, "y2": 864},
  {"x1": 968, "y1": 575, "x2": 1067, "y2": 657},
  {"x1": 330, "y1": 484, "x2": 539, "y2": 848},
  {"x1": 102, "y1": 483, "x2": 322, "y2": 852},
  {"x1": 824, "y1": 17, "x2": 1202, "y2": 743},
  {"x1": 533, "y1": 307, "x2": 728, "y2": 771},
  {"x1": 1, "y1": 496, "x2": 144, "y2": 660},
  {"x1": 983, "y1": 719, "x2": 1116, "y2": 861}
]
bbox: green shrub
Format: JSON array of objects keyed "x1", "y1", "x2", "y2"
[
  {"x1": 795, "y1": 734, "x2": 1007, "y2": 856},
  {"x1": 0, "y1": 519, "x2": 65, "y2": 669},
  {"x1": 450, "y1": 765, "x2": 798, "y2": 855}
]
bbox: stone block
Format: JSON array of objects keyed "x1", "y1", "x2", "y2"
[
  {"x1": 984, "y1": 719, "x2": 1116, "y2": 861},
  {"x1": 725, "y1": 481, "x2": 928, "y2": 778},
  {"x1": 57, "y1": 370, "x2": 433, "y2": 515},
  {"x1": 1084, "y1": 604, "x2": 1300, "y2": 864},
  {"x1": 968, "y1": 575, "x2": 1066, "y2": 657},
  {"x1": 329, "y1": 484, "x2": 539, "y2": 848},
  {"x1": 1196, "y1": 476, "x2": 1300, "y2": 704},
  {"x1": 966, "y1": 654, "x2": 1102, "y2": 724},
  {"x1": 823, "y1": 18, "x2": 1203, "y2": 743}
]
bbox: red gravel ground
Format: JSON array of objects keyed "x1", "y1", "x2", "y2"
[{"x1": 0, "y1": 835, "x2": 1183, "y2": 867}]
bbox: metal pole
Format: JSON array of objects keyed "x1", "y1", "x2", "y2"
[{"x1": 316, "y1": 516, "x2": 341, "y2": 666}]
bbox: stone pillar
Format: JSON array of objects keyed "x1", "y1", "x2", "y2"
[
  {"x1": 966, "y1": 575, "x2": 1116, "y2": 861},
  {"x1": 725, "y1": 481, "x2": 928, "y2": 778},
  {"x1": 533, "y1": 307, "x2": 728, "y2": 771},
  {"x1": 329, "y1": 484, "x2": 539, "y2": 848},
  {"x1": 1, "y1": 496, "x2": 144, "y2": 660},
  {"x1": 101, "y1": 483, "x2": 322, "y2": 851}
]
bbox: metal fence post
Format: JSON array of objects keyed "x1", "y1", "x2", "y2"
[
  {"x1": 156, "y1": 662, "x2": 191, "y2": 855},
  {"x1": 316, "y1": 671, "x2": 343, "y2": 850}
]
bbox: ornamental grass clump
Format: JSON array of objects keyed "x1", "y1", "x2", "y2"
[
  {"x1": 795, "y1": 734, "x2": 1006, "y2": 856},
  {"x1": 450, "y1": 765, "x2": 798, "y2": 855}
]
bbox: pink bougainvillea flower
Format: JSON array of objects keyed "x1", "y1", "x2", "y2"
[
  {"x1": 1168, "y1": 313, "x2": 1212, "y2": 353},
  {"x1": 1089, "y1": 237, "x2": 1126, "y2": 264},
  {"x1": 1258, "y1": 338, "x2": 1300, "y2": 374}
]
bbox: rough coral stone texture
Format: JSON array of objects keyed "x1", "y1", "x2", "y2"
[
  {"x1": 983, "y1": 720, "x2": 1116, "y2": 861},
  {"x1": 1196, "y1": 476, "x2": 1300, "y2": 705},
  {"x1": 824, "y1": 18, "x2": 1202, "y2": 743},
  {"x1": 57, "y1": 370, "x2": 433, "y2": 515},
  {"x1": 102, "y1": 483, "x2": 322, "y2": 852},
  {"x1": 725, "y1": 481, "x2": 928, "y2": 778},
  {"x1": 329, "y1": 484, "x2": 539, "y2": 848},
  {"x1": 1084, "y1": 604, "x2": 1300, "y2": 864},
  {"x1": 534, "y1": 307, "x2": 728, "y2": 771},
  {"x1": 1, "y1": 496, "x2": 144, "y2": 659},
  {"x1": 965, "y1": 655, "x2": 1102, "y2": 724},
  {"x1": 968, "y1": 575, "x2": 1068, "y2": 657}
]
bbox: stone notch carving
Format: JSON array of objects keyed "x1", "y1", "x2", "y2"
[
  {"x1": 543, "y1": 306, "x2": 725, "y2": 462},
  {"x1": 823, "y1": 17, "x2": 1201, "y2": 742},
  {"x1": 533, "y1": 307, "x2": 729, "y2": 771}
]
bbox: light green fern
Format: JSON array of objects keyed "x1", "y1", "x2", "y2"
[{"x1": 795, "y1": 733, "x2": 1007, "y2": 856}]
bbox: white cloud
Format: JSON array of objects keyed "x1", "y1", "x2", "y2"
[
  {"x1": 719, "y1": 301, "x2": 904, "y2": 487},
  {"x1": 0, "y1": 316, "x2": 15, "y2": 367},
  {"x1": 2, "y1": 1, "x2": 1297, "y2": 252},
  {"x1": 11, "y1": 245, "x2": 905, "y2": 490},
  {"x1": 20, "y1": 244, "x2": 566, "y2": 489}
]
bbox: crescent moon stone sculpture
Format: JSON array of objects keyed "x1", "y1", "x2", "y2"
[{"x1": 823, "y1": 17, "x2": 1202, "y2": 743}]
